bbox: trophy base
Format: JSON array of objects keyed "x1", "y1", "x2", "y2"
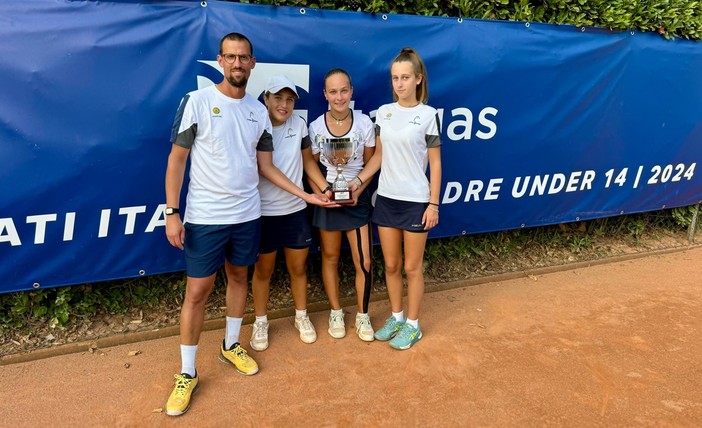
[{"x1": 332, "y1": 190, "x2": 354, "y2": 205}]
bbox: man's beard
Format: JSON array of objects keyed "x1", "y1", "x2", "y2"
[{"x1": 226, "y1": 71, "x2": 248, "y2": 88}]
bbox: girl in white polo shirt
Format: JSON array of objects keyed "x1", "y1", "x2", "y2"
[
  {"x1": 355, "y1": 48, "x2": 442, "y2": 350},
  {"x1": 308, "y1": 69, "x2": 377, "y2": 342},
  {"x1": 250, "y1": 75, "x2": 335, "y2": 351}
]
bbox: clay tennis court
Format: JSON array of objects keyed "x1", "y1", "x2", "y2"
[{"x1": 2, "y1": 246, "x2": 701, "y2": 426}]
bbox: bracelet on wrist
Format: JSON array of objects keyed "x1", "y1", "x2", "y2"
[
  {"x1": 352, "y1": 176, "x2": 363, "y2": 187},
  {"x1": 428, "y1": 202, "x2": 439, "y2": 207},
  {"x1": 428, "y1": 206, "x2": 439, "y2": 213},
  {"x1": 322, "y1": 184, "x2": 332, "y2": 193}
]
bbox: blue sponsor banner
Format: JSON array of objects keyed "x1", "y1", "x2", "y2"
[{"x1": 1, "y1": 0, "x2": 701, "y2": 293}]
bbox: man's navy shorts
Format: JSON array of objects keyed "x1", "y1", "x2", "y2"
[{"x1": 184, "y1": 219, "x2": 261, "y2": 278}]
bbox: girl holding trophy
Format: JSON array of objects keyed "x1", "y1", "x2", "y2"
[
  {"x1": 308, "y1": 68, "x2": 377, "y2": 342},
  {"x1": 354, "y1": 48, "x2": 442, "y2": 350}
]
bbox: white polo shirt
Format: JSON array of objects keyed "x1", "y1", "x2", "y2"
[
  {"x1": 171, "y1": 85, "x2": 273, "y2": 224},
  {"x1": 374, "y1": 102, "x2": 441, "y2": 202},
  {"x1": 258, "y1": 115, "x2": 311, "y2": 216}
]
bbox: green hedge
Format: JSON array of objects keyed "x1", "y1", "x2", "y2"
[
  {"x1": 244, "y1": 0, "x2": 702, "y2": 40},
  {"x1": 0, "y1": 209, "x2": 696, "y2": 333}
]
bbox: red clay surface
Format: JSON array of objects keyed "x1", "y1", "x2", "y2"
[{"x1": 2, "y1": 247, "x2": 701, "y2": 426}]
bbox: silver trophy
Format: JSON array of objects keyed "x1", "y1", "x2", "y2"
[{"x1": 317, "y1": 133, "x2": 361, "y2": 204}]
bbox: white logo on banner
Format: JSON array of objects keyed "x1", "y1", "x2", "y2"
[{"x1": 197, "y1": 61, "x2": 311, "y2": 122}]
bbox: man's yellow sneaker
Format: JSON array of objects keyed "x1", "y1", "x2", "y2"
[
  {"x1": 166, "y1": 373, "x2": 199, "y2": 416},
  {"x1": 218, "y1": 340, "x2": 259, "y2": 375}
]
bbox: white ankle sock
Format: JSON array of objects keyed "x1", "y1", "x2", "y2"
[
  {"x1": 225, "y1": 316, "x2": 243, "y2": 349},
  {"x1": 392, "y1": 311, "x2": 405, "y2": 322},
  {"x1": 255, "y1": 315, "x2": 268, "y2": 324},
  {"x1": 331, "y1": 308, "x2": 343, "y2": 316},
  {"x1": 406, "y1": 318, "x2": 419, "y2": 329},
  {"x1": 295, "y1": 309, "x2": 307, "y2": 319},
  {"x1": 180, "y1": 344, "x2": 198, "y2": 377}
]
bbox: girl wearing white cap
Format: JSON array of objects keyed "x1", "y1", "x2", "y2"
[
  {"x1": 354, "y1": 48, "x2": 442, "y2": 350},
  {"x1": 308, "y1": 68, "x2": 376, "y2": 342},
  {"x1": 250, "y1": 75, "x2": 335, "y2": 351}
]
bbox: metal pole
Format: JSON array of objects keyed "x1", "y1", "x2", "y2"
[{"x1": 688, "y1": 203, "x2": 700, "y2": 243}]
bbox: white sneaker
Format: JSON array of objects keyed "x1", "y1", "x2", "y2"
[
  {"x1": 328, "y1": 310, "x2": 346, "y2": 339},
  {"x1": 355, "y1": 313, "x2": 374, "y2": 342},
  {"x1": 250, "y1": 320, "x2": 269, "y2": 351},
  {"x1": 294, "y1": 315, "x2": 317, "y2": 344}
]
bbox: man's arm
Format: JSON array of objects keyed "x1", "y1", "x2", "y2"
[{"x1": 165, "y1": 144, "x2": 189, "y2": 250}]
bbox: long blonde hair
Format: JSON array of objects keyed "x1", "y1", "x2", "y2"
[{"x1": 391, "y1": 47, "x2": 428, "y2": 104}]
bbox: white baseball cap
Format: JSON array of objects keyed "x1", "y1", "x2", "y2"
[{"x1": 265, "y1": 75, "x2": 299, "y2": 97}]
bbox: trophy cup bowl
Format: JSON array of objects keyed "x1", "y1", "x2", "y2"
[{"x1": 318, "y1": 136, "x2": 357, "y2": 205}]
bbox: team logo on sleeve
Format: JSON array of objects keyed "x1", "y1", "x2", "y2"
[{"x1": 212, "y1": 107, "x2": 221, "y2": 115}]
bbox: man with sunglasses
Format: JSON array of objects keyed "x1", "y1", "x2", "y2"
[{"x1": 164, "y1": 32, "x2": 332, "y2": 416}]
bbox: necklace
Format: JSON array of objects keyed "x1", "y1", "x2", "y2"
[{"x1": 329, "y1": 110, "x2": 351, "y2": 126}]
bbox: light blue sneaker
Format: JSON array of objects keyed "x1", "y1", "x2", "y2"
[
  {"x1": 374, "y1": 316, "x2": 404, "y2": 341},
  {"x1": 389, "y1": 323, "x2": 422, "y2": 350}
]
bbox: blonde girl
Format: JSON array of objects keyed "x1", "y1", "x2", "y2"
[{"x1": 354, "y1": 48, "x2": 442, "y2": 349}]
